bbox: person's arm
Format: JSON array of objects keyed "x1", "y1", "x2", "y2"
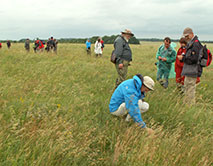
[
  {"x1": 124, "y1": 93, "x2": 146, "y2": 128},
  {"x1": 156, "y1": 45, "x2": 163, "y2": 60},
  {"x1": 166, "y1": 50, "x2": 177, "y2": 63},
  {"x1": 94, "y1": 41, "x2": 98, "y2": 49}
]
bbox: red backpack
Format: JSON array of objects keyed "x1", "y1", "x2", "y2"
[{"x1": 195, "y1": 40, "x2": 212, "y2": 67}]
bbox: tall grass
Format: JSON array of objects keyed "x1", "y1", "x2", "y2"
[{"x1": 0, "y1": 42, "x2": 212, "y2": 166}]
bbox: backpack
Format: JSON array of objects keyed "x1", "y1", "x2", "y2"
[
  {"x1": 199, "y1": 45, "x2": 212, "y2": 67},
  {"x1": 195, "y1": 40, "x2": 212, "y2": 67},
  {"x1": 110, "y1": 36, "x2": 126, "y2": 64},
  {"x1": 110, "y1": 50, "x2": 117, "y2": 64},
  {"x1": 101, "y1": 43, "x2": 104, "y2": 48}
]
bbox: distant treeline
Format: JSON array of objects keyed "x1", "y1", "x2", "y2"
[
  {"x1": 59, "y1": 35, "x2": 140, "y2": 44},
  {"x1": 0, "y1": 35, "x2": 140, "y2": 44},
  {"x1": 1, "y1": 37, "x2": 213, "y2": 44}
]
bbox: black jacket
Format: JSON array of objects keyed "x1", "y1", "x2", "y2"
[{"x1": 182, "y1": 36, "x2": 203, "y2": 77}]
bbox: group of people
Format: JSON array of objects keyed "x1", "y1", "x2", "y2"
[
  {"x1": 85, "y1": 37, "x2": 104, "y2": 57},
  {"x1": 1, "y1": 28, "x2": 209, "y2": 133},
  {"x1": 109, "y1": 28, "x2": 208, "y2": 134},
  {"x1": 33, "y1": 37, "x2": 58, "y2": 53},
  {"x1": 0, "y1": 40, "x2": 11, "y2": 49},
  {"x1": 0, "y1": 38, "x2": 58, "y2": 54}
]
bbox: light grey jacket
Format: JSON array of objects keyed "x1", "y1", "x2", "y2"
[{"x1": 113, "y1": 35, "x2": 132, "y2": 64}]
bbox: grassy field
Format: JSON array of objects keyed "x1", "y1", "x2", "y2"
[{"x1": 0, "y1": 42, "x2": 212, "y2": 166}]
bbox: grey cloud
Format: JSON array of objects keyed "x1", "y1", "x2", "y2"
[{"x1": 0, "y1": 0, "x2": 212, "y2": 40}]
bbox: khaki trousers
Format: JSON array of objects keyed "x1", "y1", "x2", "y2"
[
  {"x1": 184, "y1": 76, "x2": 197, "y2": 105},
  {"x1": 115, "y1": 60, "x2": 129, "y2": 88}
]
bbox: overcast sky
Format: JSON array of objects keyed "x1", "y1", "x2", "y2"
[{"x1": 0, "y1": 0, "x2": 213, "y2": 40}]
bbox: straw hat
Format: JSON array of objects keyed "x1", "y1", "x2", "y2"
[{"x1": 121, "y1": 29, "x2": 134, "y2": 36}]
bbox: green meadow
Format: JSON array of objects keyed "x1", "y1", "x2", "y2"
[{"x1": 0, "y1": 43, "x2": 212, "y2": 166}]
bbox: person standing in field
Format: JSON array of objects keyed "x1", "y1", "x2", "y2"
[
  {"x1": 45, "y1": 38, "x2": 51, "y2": 52},
  {"x1": 54, "y1": 39, "x2": 58, "y2": 54},
  {"x1": 175, "y1": 37, "x2": 187, "y2": 91},
  {"x1": 34, "y1": 38, "x2": 44, "y2": 53},
  {"x1": 37, "y1": 39, "x2": 44, "y2": 52},
  {"x1": 49, "y1": 37, "x2": 55, "y2": 51},
  {"x1": 109, "y1": 74, "x2": 155, "y2": 134},
  {"x1": 175, "y1": 37, "x2": 200, "y2": 93},
  {"x1": 100, "y1": 38, "x2": 104, "y2": 52},
  {"x1": 94, "y1": 38, "x2": 102, "y2": 57},
  {"x1": 113, "y1": 29, "x2": 134, "y2": 88},
  {"x1": 156, "y1": 37, "x2": 176, "y2": 88},
  {"x1": 86, "y1": 39, "x2": 91, "y2": 55},
  {"x1": 25, "y1": 38, "x2": 30, "y2": 52},
  {"x1": 0, "y1": 42, "x2": 2, "y2": 49},
  {"x1": 177, "y1": 27, "x2": 203, "y2": 105},
  {"x1": 7, "y1": 40, "x2": 11, "y2": 49}
]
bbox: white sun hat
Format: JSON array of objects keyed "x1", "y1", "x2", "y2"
[{"x1": 143, "y1": 76, "x2": 155, "y2": 91}]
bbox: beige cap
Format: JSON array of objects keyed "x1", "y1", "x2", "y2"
[
  {"x1": 143, "y1": 76, "x2": 155, "y2": 90},
  {"x1": 121, "y1": 29, "x2": 134, "y2": 36},
  {"x1": 183, "y1": 27, "x2": 193, "y2": 37}
]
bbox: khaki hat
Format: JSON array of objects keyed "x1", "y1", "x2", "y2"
[
  {"x1": 183, "y1": 27, "x2": 193, "y2": 37},
  {"x1": 121, "y1": 29, "x2": 134, "y2": 36},
  {"x1": 143, "y1": 76, "x2": 155, "y2": 91}
]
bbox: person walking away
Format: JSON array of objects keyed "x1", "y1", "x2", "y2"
[
  {"x1": 109, "y1": 74, "x2": 155, "y2": 134},
  {"x1": 156, "y1": 37, "x2": 176, "y2": 88},
  {"x1": 25, "y1": 39, "x2": 30, "y2": 52},
  {"x1": 33, "y1": 40, "x2": 39, "y2": 53},
  {"x1": 177, "y1": 27, "x2": 203, "y2": 105},
  {"x1": 53, "y1": 39, "x2": 58, "y2": 54},
  {"x1": 86, "y1": 39, "x2": 91, "y2": 55},
  {"x1": 7, "y1": 40, "x2": 11, "y2": 49},
  {"x1": 94, "y1": 38, "x2": 102, "y2": 57},
  {"x1": 113, "y1": 29, "x2": 134, "y2": 89},
  {"x1": 100, "y1": 38, "x2": 104, "y2": 52}
]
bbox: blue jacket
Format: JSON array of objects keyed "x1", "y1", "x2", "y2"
[
  {"x1": 109, "y1": 75, "x2": 146, "y2": 128},
  {"x1": 86, "y1": 41, "x2": 91, "y2": 49}
]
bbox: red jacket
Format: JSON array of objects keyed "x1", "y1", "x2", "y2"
[
  {"x1": 175, "y1": 47, "x2": 186, "y2": 68},
  {"x1": 36, "y1": 40, "x2": 44, "y2": 49}
]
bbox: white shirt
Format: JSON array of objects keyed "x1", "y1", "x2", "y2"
[{"x1": 94, "y1": 41, "x2": 102, "y2": 54}]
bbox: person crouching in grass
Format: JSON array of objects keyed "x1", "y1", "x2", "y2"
[{"x1": 109, "y1": 74, "x2": 155, "y2": 134}]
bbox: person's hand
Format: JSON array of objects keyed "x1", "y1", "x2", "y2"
[
  {"x1": 158, "y1": 56, "x2": 162, "y2": 60},
  {"x1": 119, "y1": 64, "x2": 124, "y2": 69},
  {"x1": 162, "y1": 58, "x2": 167, "y2": 61},
  {"x1": 178, "y1": 55, "x2": 183, "y2": 60},
  {"x1": 145, "y1": 127, "x2": 155, "y2": 135}
]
